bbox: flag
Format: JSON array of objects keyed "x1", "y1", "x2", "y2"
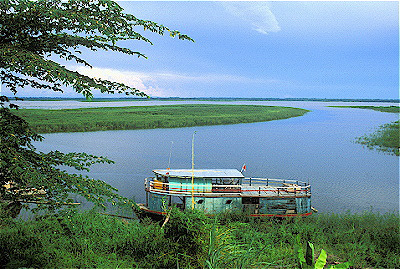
[{"x1": 241, "y1": 164, "x2": 246, "y2": 172}]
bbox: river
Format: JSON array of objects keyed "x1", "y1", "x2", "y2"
[{"x1": 21, "y1": 100, "x2": 398, "y2": 214}]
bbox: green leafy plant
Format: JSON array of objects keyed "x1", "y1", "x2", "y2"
[{"x1": 296, "y1": 235, "x2": 352, "y2": 269}]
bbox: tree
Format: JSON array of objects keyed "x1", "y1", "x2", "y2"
[
  {"x1": 0, "y1": 0, "x2": 193, "y2": 98},
  {"x1": 0, "y1": 0, "x2": 193, "y2": 216},
  {"x1": 0, "y1": 101, "x2": 123, "y2": 216}
]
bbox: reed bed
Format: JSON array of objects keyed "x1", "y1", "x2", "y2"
[
  {"x1": 13, "y1": 104, "x2": 309, "y2": 133},
  {"x1": 357, "y1": 121, "x2": 399, "y2": 156}
]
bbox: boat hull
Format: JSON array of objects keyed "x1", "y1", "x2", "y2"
[{"x1": 137, "y1": 204, "x2": 312, "y2": 219}]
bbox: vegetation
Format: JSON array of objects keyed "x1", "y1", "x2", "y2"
[
  {"x1": 357, "y1": 121, "x2": 399, "y2": 156},
  {"x1": 0, "y1": 209, "x2": 398, "y2": 268},
  {"x1": 1, "y1": 0, "x2": 191, "y2": 215},
  {"x1": 13, "y1": 104, "x2": 309, "y2": 133},
  {"x1": 329, "y1": 105, "x2": 400, "y2": 113},
  {"x1": 0, "y1": 104, "x2": 136, "y2": 216},
  {"x1": 330, "y1": 106, "x2": 399, "y2": 156},
  {"x1": 1, "y1": 2, "x2": 397, "y2": 268},
  {"x1": 0, "y1": 0, "x2": 192, "y2": 98}
]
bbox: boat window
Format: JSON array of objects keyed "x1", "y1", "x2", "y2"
[
  {"x1": 226, "y1": 200, "x2": 232, "y2": 204},
  {"x1": 212, "y1": 178, "x2": 241, "y2": 185},
  {"x1": 242, "y1": 197, "x2": 259, "y2": 204},
  {"x1": 197, "y1": 200, "x2": 204, "y2": 204}
]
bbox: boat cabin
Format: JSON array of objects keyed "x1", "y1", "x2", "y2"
[{"x1": 141, "y1": 169, "x2": 312, "y2": 217}]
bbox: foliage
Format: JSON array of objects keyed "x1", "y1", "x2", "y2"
[
  {"x1": 0, "y1": 210, "x2": 172, "y2": 268},
  {"x1": 357, "y1": 121, "x2": 399, "y2": 156},
  {"x1": 0, "y1": 0, "x2": 192, "y2": 215},
  {"x1": 295, "y1": 236, "x2": 352, "y2": 269},
  {"x1": 13, "y1": 104, "x2": 310, "y2": 133},
  {"x1": 0, "y1": 210, "x2": 399, "y2": 268},
  {"x1": 162, "y1": 207, "x2": 210, "y2": 267},
  {"x1": 205, "y1": 219, "x2": 265, "y2": 268},
  {"x1": 215, "y1": 211, "x2": 399, "y2": 268},
  {"x1": 0, "y1": 104, "x2": 135, "y2": 214},
  {"x1": 0, "y1": 0, "x2": 193, "y2": 98}
]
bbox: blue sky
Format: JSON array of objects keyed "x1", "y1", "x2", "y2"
[{"x1": 3, "y1": 1, "x2": 399, "y2": 99}]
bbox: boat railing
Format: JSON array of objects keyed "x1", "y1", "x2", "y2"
[
  {"x1": 144, "y1": 177, "x2": 311, "y2": 197},
  {"x1": 243, "y1": 177, "x2": 309, "y2": 187}
]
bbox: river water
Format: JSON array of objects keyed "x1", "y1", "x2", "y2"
[{"x1": 21, "y1": 100, "x2": 399, "y2": 214}]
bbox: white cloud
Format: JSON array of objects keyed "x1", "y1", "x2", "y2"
[
  {"x1": 73, "y1": 66, "x2": 281, "y2": 97},
  {"x1": 221, "y1": 2, "x2": 280, "y2": 34},
  {"x1": 2, "y1": 65, "x2": 283, "y2": 98},
  {"x1": 74, "y1": 66, "x2": 176, "y2": 97}
]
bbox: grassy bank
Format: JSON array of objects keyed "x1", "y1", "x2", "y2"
[
  {"x1": 0, "y1": 209, "x2": 398, "y2": 268},
  {"x1": 13, "y1": 104, "x2": 309, "y2": 133},
  {"x1": 330, "y1": 106, "x2": 399, "y2": 156},
  {"x1": 328, "y1": 105, "x2": 400, "y2": 113}
]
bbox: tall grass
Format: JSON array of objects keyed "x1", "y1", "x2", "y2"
[
  {"x1": 13, "y1": 104, "x2": 309, "y2": 133},
  {"x1": 357, "y1": 121, "x2": 399, "y2": 156},
  {"x1": 1, "y1": 209, "x2": 398, "y2": 268}
]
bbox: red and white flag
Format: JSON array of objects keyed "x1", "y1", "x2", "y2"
[{"x1": 241, "y1": 164, "x2": 246, "y2": 172}]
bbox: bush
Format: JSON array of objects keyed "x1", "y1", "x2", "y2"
[{"x1": 163, "y1": 207, "x2": 211, "y2": 267}]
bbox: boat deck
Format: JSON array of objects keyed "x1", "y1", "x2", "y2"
[{"x1": 145, "y1": 177, "x2": 311, "y2": 198}]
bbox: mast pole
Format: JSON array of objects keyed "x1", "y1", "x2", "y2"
[{"x1": 191, "y1": 131, "x2": 196, "y2": 210}]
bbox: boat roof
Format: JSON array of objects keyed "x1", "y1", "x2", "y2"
[{"x1": 153, "y1": 169, "x2": 244, "y2": 178}]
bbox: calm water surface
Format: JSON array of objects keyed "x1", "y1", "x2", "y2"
[{"x1": 29, "y1": 101, "x2": 399, "y2": 214}]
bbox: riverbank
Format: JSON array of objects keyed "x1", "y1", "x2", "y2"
[
  {"x1": 328, "y1": 105, "x2": 399, "y2": 113},
  {"x1": 1, "y1": 209, "x2": 398, "y2": 268},
  {"x1": 330, "y1": 106, "x2": 399, "y2": 156},
  {"x1": 13, "y1": 104, "x2": 309, "y2": 133}
]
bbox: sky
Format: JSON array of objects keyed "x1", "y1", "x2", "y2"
[{"x1": 2, "y1": 1, "x2": 399, "y2": 99}]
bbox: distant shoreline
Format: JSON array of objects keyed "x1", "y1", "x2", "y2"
[{"x1": 6, "y1": 97, "x2": 400, "y2": 103}]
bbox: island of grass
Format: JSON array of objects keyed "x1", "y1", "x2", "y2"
[
  {"x1": 329, "y1": 105, "x2": 399, "y2": 156},
  {"x1": 357, "y1": 121, "x2": 399, "y2": 156},
  {"x1": 13, "y1": 104, "x2": 309, "y2": 134},
  {"x1": 328, "y1": 105, "x2": 399, "y2": 113}
]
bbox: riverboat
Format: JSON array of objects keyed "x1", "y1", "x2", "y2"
[{"x1": 137, "y1": 169, "x2": 313, "y2": 218}]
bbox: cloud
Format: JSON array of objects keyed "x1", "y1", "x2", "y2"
[
  {"x1": 221, "y1": 2, "x2": 280, "y2": 34},
  {"x1": 74, "y1": 66, "x2": 175, "y2": 97},
  {"x1": 2, "y1": 65, "x2": 283, "y2": 98},
  {"x1": 73, "y1": 66, "x2": 281, "y2": 97}
]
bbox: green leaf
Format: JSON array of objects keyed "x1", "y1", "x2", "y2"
[
  {"x1": 314, "y1": 249, "x2": 327, "y2": 269},
  {"x1": 306, "y1": 241, "x2": 315, "y2": 266},
  {"x1": 295, "y1": 235, "x2": 307, "y2": 268}
]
